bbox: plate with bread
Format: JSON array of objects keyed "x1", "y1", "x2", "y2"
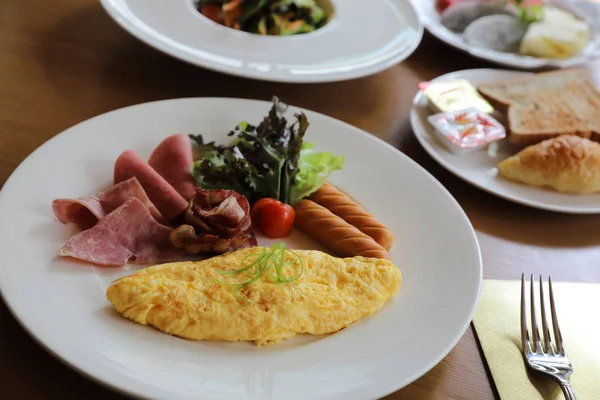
[
  {"x1": 412, "y1": 0, "x2": 600, "y2": 70},
  {"x1": 411, "y1": 67, "x2": 600, "y2": 214}
]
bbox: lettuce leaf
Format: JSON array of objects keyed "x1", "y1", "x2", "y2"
[
  {"x1": 191, "y1": 97, "x2": 322, "y2": 204},
  {"x1": 288, "y1": 142, "x2": 344, "y2": 205}
]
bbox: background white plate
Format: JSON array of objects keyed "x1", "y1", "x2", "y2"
[
  {"x1": 0, "y1": 98, "x2": 481, "y2": 400},
  {"x1": 411, "y1": 0, "x2": 600, "y2": 70},
  {"x1": 411, "y1": 68, "x2": 600, "y2": 214},
  {"x1": 99, "y1": 0, "x2": 423, "y2": 83}
]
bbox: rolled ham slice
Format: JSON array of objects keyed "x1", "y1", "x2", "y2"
[
  {"x1": 148, "y1": 134, "x2": 196, "y2": 200},
  {"x1": 52, "y1": 177, "x2": 162, "y2": 230},
  {"x1": 59, "y1": 197, "x2": 181, "y2": 266},
  {"x1": 114, "y1": 150, "x2": 188, "y2": 222}
]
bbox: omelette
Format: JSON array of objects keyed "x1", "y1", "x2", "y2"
[{"x1": 106, "y1": 246, "x2": 402, "y2": 345}]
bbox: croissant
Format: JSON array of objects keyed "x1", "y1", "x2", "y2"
[{"x1": 498, "y1": 135, "x2": 600, "y2": 194}]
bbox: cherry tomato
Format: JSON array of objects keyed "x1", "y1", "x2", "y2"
[
  {"x1": 257, "y1": 201, "x2": 295, "y2": 238},
  {"x1": 251, "y1": 198, "x2": 279, "y2": 223}
]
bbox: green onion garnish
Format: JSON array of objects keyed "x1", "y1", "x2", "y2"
[{"x1": 215, "y1": 242, "x2": 303, "y2": 300}]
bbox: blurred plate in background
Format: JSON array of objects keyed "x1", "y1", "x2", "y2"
[
  {"x1": 100, "y1": 0, "x2": 424, "y2": 83},
  {"x1": 411, "y1": 0, "x2": 600, "y2": 70}
]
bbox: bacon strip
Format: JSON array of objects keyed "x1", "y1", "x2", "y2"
[
  {"x1": 187, "y1": 188, "x2": 252, "y2": 237},
  {"x1": 170, "y1": 188, "x2": 256, "y2": 254},
  {"x1": 170, "y1": 225, "x2": 256, "y2": 255}
]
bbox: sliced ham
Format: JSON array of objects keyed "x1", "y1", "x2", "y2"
[
  {"x1": 59, "y1": 197, "x2": 181, "y2": 266},
  {"x1": 114, "y1": 150, "x2": 188, "y2": 222},
  {"x1": 52, "y1": 177, "x2": 162, "y2": 230},
  {"x1": 170, "y1": 188, "x2": 257, "y2": 255},
  {"x1": 148, "y1": 134, "x2": 196, "y2": 200}
]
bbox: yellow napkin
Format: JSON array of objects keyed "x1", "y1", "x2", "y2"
[{"x1": 473, "y1": 279, "x2": 600, "y2": 400}]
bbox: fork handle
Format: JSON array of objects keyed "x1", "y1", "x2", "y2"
[{"x1": 560, "y1": 383, "x2": 576, "y2": 400}]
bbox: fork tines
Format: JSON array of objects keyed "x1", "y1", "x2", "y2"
[{"x1": 520, "y1": 273, "x2": 565, "y2": 355}]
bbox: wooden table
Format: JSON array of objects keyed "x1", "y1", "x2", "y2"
[{"x1": 1, "y1": 1, "x2": 599, "y2": 399}]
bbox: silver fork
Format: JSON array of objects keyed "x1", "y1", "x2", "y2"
[{"x1": 521, "y1": 274, "x2": 576, "y2": 400}]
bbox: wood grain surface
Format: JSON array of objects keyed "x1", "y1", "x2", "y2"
[{"x1": 1, "y1": 1, "x2": 599, "y2": 399}]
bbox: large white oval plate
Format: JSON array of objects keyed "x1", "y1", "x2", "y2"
[
  {"x1": 411, "y1": 0, "x2": 600, "y2": 70},
  {"x1": 99, "y1": 0, "x2": 423, "y2": 83},
  {"x1": 411, "y1": 68, "x2": 600, "y2": 214},
  {"x1": 0, "y1": 98, "x2": 481, "y2": 400}
]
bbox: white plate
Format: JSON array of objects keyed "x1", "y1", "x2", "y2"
[
  {"x1": 411, "y1": 0, "x2": 600, "y2": 70},
  {"x1": 99, "y1": 0, "x2": 423, "y2": 83},
  {"x1": 411, "y1": 68, "x2": 600, "y2": 214},
  {"x1": 0, "y1": 98, "x2": 481, "y2": 400}
]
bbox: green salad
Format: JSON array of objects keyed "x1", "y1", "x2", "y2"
[
  {"x1": 196, "y1": 0, "x2": 329, "y2": 36},
  {"x1": 190, "y1": 97, "x2": 344, "y2": 205}
]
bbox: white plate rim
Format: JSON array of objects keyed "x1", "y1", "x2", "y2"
[
  {"x1": 410, "y1": 68, "x2": 600, "y2": 214},
  {"x1": 0, "y1": 97, "x2": 483, "y2": 400},
  {"x1": 98, "y1": 0, "x2": 424, "y2": 83}
]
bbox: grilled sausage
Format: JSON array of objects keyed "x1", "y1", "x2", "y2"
[
  {"x1": 309, "y1": 183, "x2": 395, "y2": 250},
  {"x1": 294, "y1": 199, "x2": 390, "y2": 260}
]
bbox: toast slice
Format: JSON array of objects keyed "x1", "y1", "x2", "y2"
[
  {"x1": 477, "y1": 67, "x2": 594, "y2": 113},
  {"x1": 507, "y1": 80, "x2": 600, "y2": 146}
]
